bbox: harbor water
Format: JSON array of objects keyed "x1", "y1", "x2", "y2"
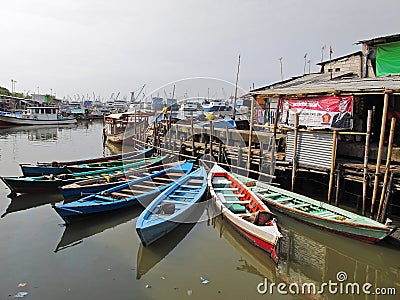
[{"x1": 0, "y1": 121, "x2": 399, "y2": 300}]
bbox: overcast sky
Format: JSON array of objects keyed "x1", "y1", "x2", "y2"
[{"x1": 1, "y1": 0, "x2": 399, "y2": 101}]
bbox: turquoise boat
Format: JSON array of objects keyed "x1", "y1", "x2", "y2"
[
  {"x1": 234, "y1": 174, "x2": 397, "y2": 244},
  {"x1": 53, "y1": 161, "x2": 194, "y2": 223},
  {"x1": 1, "y1": 156, "x2": 164, "y2": 194},
  {"x1": 136, "y1": 167, "x2": 207, "y2": 246}
]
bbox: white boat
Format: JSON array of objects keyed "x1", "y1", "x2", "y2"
[
  {"x1": 202, "y1": 99, "x2": 228, "y2": 112},
  {"x1": 179, "y1": 101, "x2": 198, "y2": 112},
  {"x1": 0, "y1": 107, "x2": 76, "y2": 126}
]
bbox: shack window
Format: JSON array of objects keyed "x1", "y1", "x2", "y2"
[{"x1": 335, "y1": 67, "x2": 341, "y2": 72}]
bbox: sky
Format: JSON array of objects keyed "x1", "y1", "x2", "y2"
[{"x1": 1, "y1": 0, "x2": 399, "y2": 102}]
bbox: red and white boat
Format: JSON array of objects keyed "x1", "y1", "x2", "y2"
[{"x1": 208, "y1": 164, "x2": 283, "y2": 263}]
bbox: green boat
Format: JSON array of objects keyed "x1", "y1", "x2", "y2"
[
  {"x1": 1, "y1": 156, "x2": 165, "y2": 194},
  {"x1": 234, "y1": 174, "x2": 396, "y2": 244}
]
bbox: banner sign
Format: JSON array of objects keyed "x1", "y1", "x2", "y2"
[{"x1": 279, "y1": 96, "x2": 353, "y2": 129}]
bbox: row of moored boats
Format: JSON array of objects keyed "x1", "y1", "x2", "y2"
[{"x1": 1, "y1": 149, "x2": 396, "y2": 263}]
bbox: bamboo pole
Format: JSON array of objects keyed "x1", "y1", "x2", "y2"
[
  {"x1": 380, "y1": 172, "x2": 394, "y2": 223},
  {"x1": 191, "y1": 112, "x2": 195, "y2": 158},
  {"x1": 232, "y1": 55, "x2": 241, "y2": 120},
  {"x1": 247, "y1": 96, "x2": 255, "y2": 170},
  {"x1": 209, "y1": 121, "x2": 213, "y2": 162},
  {"x1": 273, "y1": 96, "x2": 282, "y2": 139},
  {"x1": 335, "y1": 166, "x2": 341, "y2": 206},
  {"x1": 370, "y1": 92, "x2": 390, "y2": 218},
  {"x1": 362, "y1": 110, "x2": 372, "y2": 216},
  {"x1": 327, "y1": 130, "x2": 338, "y2": 204},
  {"x1": 291, "y1": 113, "x2": 299, "y2": 191},
  {"x1": 376, "y1": 117, "x2": 396, "y2": 221}
]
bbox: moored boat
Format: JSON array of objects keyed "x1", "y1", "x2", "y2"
[
  {"x1": 60, "y1": 157, "x2": 175, "y2": 200},
  {"x1": 136, "y1": 167, "x2": 207, "y2": 246},
  {"x1": 53, "y1": 161, "x2": 194, "y2": 223},
  {"x1": 208, "y1": 164, "x2": 282, "y2": 263},
  {"x1": 20, "y1": 149, "x2": 151, "y2": 176},
  {"x1": 1, "y1": 156, "x2": 162, "y2": 194},
  {"x1": 0, "y1": 107, "x2": 76, "y2": 126},
  {"x1": 235, "y1": 174, "x2": 396, "y2": 244}
]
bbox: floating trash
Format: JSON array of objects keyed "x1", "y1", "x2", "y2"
[
  {"x1": 187, "y1": 289, "x2": 193, "y2": 296},
  {"x1": 14, "y1": 291, "x2": 28, "y2": 298},
  {"x1": 200, "y1": 276, "x2": 209, "y2": 284},
  {"x1": 17, "y1": 283, "x2": 27, "y2": 287},
  {"x1": 145, "y1": 284, "x2": 151, "y2": 288},
  {"x1": 161, "y1": 276, "x2": 166, "y2": 280}
]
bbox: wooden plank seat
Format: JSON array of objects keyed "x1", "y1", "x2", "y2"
[
  {"x1": 312, "y1": 211, "x2": 336, "y2": 217},
  {"x1": 110, "y1": 192, "x2": 133, "y2": 198},
  {"x1": 169, "y1": 195, "x2": 190, "y2": 198},
  {"x1": 222, "y1": 194, "x2": 245, "y2": 198},
  {"x1": 175, "y1": 189, "x2": 199, "y2": 194},
  {"x1": 292, "y1": 203, "x2": 311, "y2": 209},
  {"x1": 223, "y1": 200, "x2": 251, "y2": 205},
  {"x1": 262, "y1": 192, "x2": 281, "y2": 198},
  {"x1": 273, "y1": 197, "x2": 293, "y2": 203},
  {"x1": 214, "y1": 187, "x2": 239, "y2": 191},
  {"x1": 154, "y1": 177, "x2": 176, "y2": 182},
  {"x1": 162, "y1": 199, "x2": 189, "y2": 205},
  {"x1": 181, "y1": 184, "x2": 201, "y2": 189}
]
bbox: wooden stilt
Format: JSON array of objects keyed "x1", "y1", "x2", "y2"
[
  {"x1": 247, "y1": 96, "x2": 255, "y2": 170},
  {"x1": 380, "y1": 172, "x2": 394, "y2": 223},
  {"x1": 362, "y1": 110, "x2": 372, "y2": 215},
  {"x1": 327, "y1": 130, "x2": 338, "y2": 204},
  {"x1": 291, "y1": 113, "x2": 299, "y2": 192},
  {"x1": 377, "y1": 117, "x2": 396, "y2": 221},
  {"x1": 335, "y1": 165, "x2": 341, "y2": 207},
  {"x1": 371, "y1": 92, "x2": 390, "y2": 218}
]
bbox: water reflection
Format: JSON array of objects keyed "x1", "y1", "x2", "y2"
[
  {"x1": 1, "y1": 193, "x2": 62, "y2": 218},
  {"x1": 210, "y1": 208, "x2": 400, "y2": 299},
  {"x1": 0, "y1": 124, "x2": 77, "y2": 140},
  {"x1": 55, "y1": 206, "x2": 143, "y2": 252},
  {"x1": 136, "y1": 206, "x2": 205, "y2": 280}
]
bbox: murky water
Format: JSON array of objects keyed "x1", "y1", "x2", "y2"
[{"x1": 0, "y1": 121, "x2": 399, "y2": 300}]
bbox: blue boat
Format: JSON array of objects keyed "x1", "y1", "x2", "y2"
[
  {"x1": 59, "y1": 159, "x2": 177, "y2": 200},
  {"x1": 19, "y1": 148, "x2": 153, "y2": 176},
  {"x1": 136, "y1": 167, "x2": 207, "y2": 246},
  {"x1": 53, "y1": 161, "x2": 194, "y2": 223}
]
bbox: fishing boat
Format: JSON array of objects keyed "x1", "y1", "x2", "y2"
[
  {"x1": 65, "y1": 148, "x2": 154, "y2": 173},
  {"x1": 179, "y1": 101, "x2": 198, "y2": 112},
  {"x1": 60, "y1": 158, "x2": 175, "y2": 200},
  {"x1": 0, "y1": 107, "x2": 76, "y2": 126},
  {"x1": 53, "y1": 161, "x2": 194, "y2": 223},
  {"x1": 208, "y1": 164, "x2": 282, "y2": 263},
  {"x1": 104, "y1": 111, "x2": 152, "y2": 144},
  {"x1": 136, "y1": 167, "x2": 207, "y2": 246},
  {"x1": 1, "y1": 156, "x2": 162, "y2": 194},
  {"x1": 235, "y1": 174, "x2": 397, "y2": 244},
  {"x1": 19, "y1": 148, "x2": 153, "y2": 176},
  {"x1": 202, "y1": 99, "x2": 228, "y2": 112}
]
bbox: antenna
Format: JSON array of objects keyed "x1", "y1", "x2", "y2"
[
  {"x1": 303, "y1": 53, "x2": 307, "y2": 75},
  {"x1": 279, "y1": 57, "x2": 283, "y2": 81},
  {"x1": 321, "y1": 45, "x2": 326, "y2": 62}
]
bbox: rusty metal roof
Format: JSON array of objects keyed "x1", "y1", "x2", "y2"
[{"x1": 249, "y1": 74, "x2": 400, "y2": 97}]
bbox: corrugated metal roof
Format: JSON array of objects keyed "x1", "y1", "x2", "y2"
[{"x1": 250, "y1": 75, "x2": 400, "y2": 97}]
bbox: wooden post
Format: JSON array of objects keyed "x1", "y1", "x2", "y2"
[
  {"x1": 218, "y1": 141, "x2": 223, "y2": 163},
  {"x1": 362, "y1": 110, "x2": 372, "y2": 216},
  {"x1": 371, "y1": 92, "x2": 390, "y2": 218},
  {"x1": 237, "y1": 147, "x2": 243, "y2": 167},
  {"x1": 376, "y1": 117, "x2": 396, "y2": 221},
  {"x1": 273, "y1": 96, "x2": 282, "y2": 139},
  {"x1": 380, "y1": 172, "x2": 394, "y2": 223},
  {"x1": 209, "y1": 121, "x2": 213, "y2": 161},
  {"x1": 232, "y1": 55, "x2": 241, "y2": 120},
  {"x1": 327, "y1": 130, "x2": 338, "y2": 204},
  {"x1": 153, "y1": 112, "x2": 158, "y2": 148},
  {"x1": 247, "y1": 96, "x2": 255, "y2": 170},
  {"x1": 291, "y1": 113, "x2": 299, "y2": 191},
  {"x1": 191, "y1": 113, "x2": 195, "y2": 158},
  {"x1": 335, "y1": 165, "x2": 341, "y2": 207},
  {"x1": 133, "y1": 110, "x2": 137, "y2": 148},
  {"x1": 225, "y1": 126, "x2": 230, "y2": 146}
]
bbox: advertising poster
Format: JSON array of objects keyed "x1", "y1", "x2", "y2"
[{"x1": 279, "y1": 96, "x2": 353, "y2": 129}]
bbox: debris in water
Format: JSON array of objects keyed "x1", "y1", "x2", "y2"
[
  {"x1": 200, "y1": 276, "x2": 209, "y2": 284},
  {"x1": 161, "y1": 276, "x2": 166, "y2": 280},
  {"x1": 145, "y1": 284, "x2": 151, "y2": 288},
  {"x1": 14, "y1": 291, "x2": 28, "y2": 298},
  {"x1": 17, "y1": 283, "x2": 27, "y2": 287},
  {"x1": 187, "y1": 290, "x2": 193, "y2": 296}
]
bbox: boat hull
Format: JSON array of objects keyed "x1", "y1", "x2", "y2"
[
  {"x1": 0, "y1": 115, "x2": 76, "y2": 126},
  {"x1": 20, "y1": 165, "x2": 69, "y2": 177},
  {"x1": 1, "y1": 177, "x2": 75, "y2": 193}
]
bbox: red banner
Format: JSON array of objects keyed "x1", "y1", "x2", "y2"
[{"x1": 279, "y1": 96, "x2": 353, "y2": 129}]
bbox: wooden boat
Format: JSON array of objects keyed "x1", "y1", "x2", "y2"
[
  {"x1": 19, "y1": 148, "x2": 153, "y2": 176},
  {"x1": 53, "y1": 161, "x2": 194, "y2": 223},
  {"x1": 64, "y1": 148, "x2": 154, "y2": 173},
  {"x1": 136, "y1": 167, "x2": 207, "y2": 246},
  {"x1": 1, "y1": 156, "x2": 163, "y2": 194},
  {"x1": 60, "y1": 158, "x2": 176, "y2": 200},
  {"x1": 0, "y1": 107, "x2": 76, "y2": 126},
  {"x1": 235, "y1": 174, "x2": 397, "y2": 244},
  {"x1": 208, "y1": 164, "x2": 282, "y2": 263}
]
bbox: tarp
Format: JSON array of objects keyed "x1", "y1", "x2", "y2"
[
  {"x1": 279, "y1": 96, "x2": 353, "y2": 129},
  {"x1": 376, "y1": 41, "x2": 400, "y2": 76}
]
